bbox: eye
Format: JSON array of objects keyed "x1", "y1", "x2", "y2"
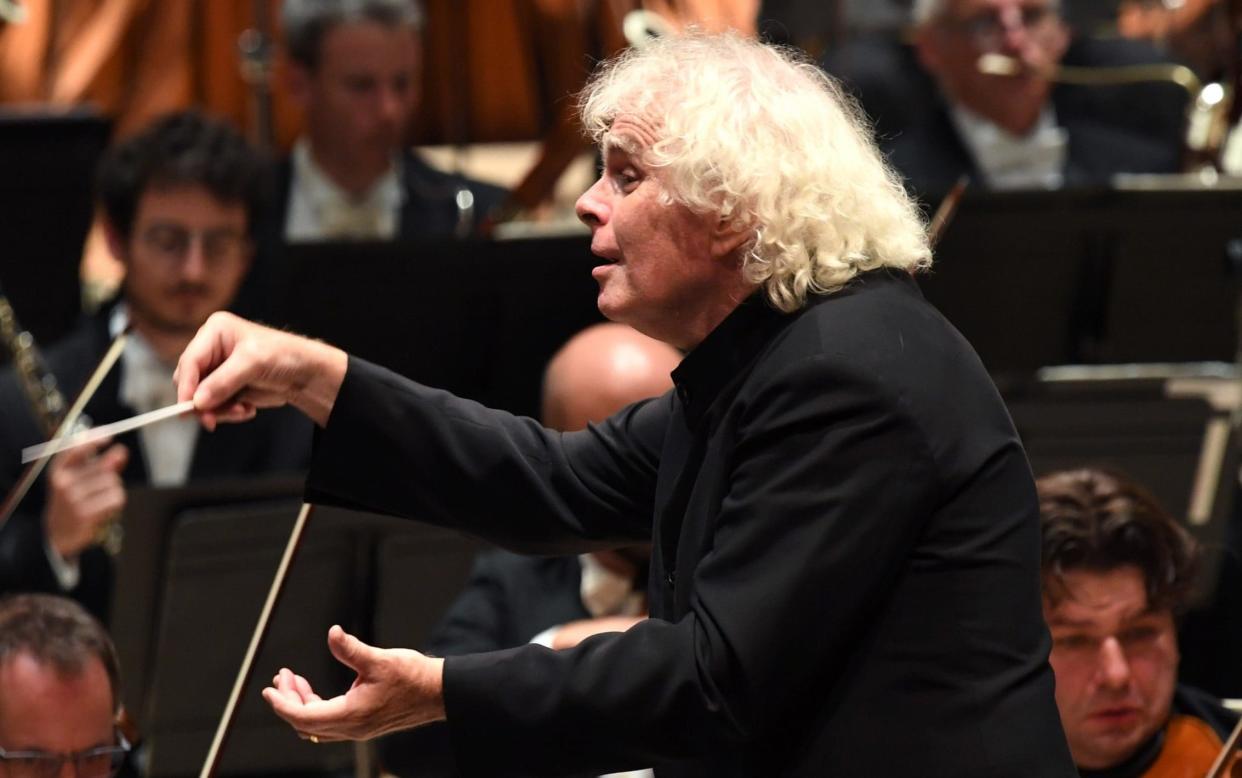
[
  {"x1": 611, "y1": 168, "x2": 641, "y2": 192},
  {"x1": 1119, "y1": 625, "x2": 1161, "y2": 645},
  {"x1": 1053, "y1": 634, "x2": 1094, "y2": 651},
  {"x1": 344, "y1": 75, "x2": 374, "y2": 94}
]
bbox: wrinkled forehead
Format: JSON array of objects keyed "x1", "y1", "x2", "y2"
[{"x1": 601, "y1": 114, "x2": 664, "y2": 158}]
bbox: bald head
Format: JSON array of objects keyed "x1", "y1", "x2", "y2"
[{"x1": 542, "y1": 324, "x2": 682, "y2": 432}]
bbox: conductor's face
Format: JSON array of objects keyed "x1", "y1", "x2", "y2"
[
  {"x1": 1044, "y1": 565, "x2": 1178, "y2": 770},
  {"x1": 117, "y1": 185, "x2": 252, "y2": 339},
  {"x1": 575, "y1": 116, "x2": 729, "y2": 348}
]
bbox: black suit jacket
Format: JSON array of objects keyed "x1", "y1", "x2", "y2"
[
  {"x1": 825, "y1": 35, "x2": 1189, "y2": 197},
  {"x1": 272, "y1": 148, "x2": 509, "y2": 241},
  {"x1": 0, "y1": 307, "x2": 312, "y2": 623},
  {"x1": 234, "y1": 149, "x2": 509, "y2": 323},
  {"x1": 306, "y1": 270, "x2": 1076, "y2": 777}
]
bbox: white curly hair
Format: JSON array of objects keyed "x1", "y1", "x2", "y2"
[{"x1": 579, "y1": 32, "x2": 931, "y2": 314}]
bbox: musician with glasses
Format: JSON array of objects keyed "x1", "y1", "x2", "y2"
[
  {"x1": 0, "y1": 111, "x2": 311, "y2": 625},
  {"x1": 0, "y1": 593, "x2": 132, "y2": 778},
  {"x1": 824, "y1": 0, "x2": 1189, "y2": 196}
]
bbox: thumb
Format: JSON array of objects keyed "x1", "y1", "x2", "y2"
[{"x1": 327, "y1": 625, "x2": 378, "y2": 674}]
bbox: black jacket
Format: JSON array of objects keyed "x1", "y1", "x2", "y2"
[{"x1": 306, "y1": 270, "x2": 1076, "y2": 777}]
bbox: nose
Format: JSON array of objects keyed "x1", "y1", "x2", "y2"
[
  {"x1": 1095, "y1": 637, "x2": 1133, "y2": 691},
  {"x1": 377, "y1": 83, "x2": 405, "y2": 125},
  {"x1": 575, "y1": 176, "x2": 610, "y2": 229},
  {"x1": 994, "y1": 8, "x2": 1029, "y2": 53},
  {"x1": 181, "y1": 236, "x2": 209, "y2": 281}
]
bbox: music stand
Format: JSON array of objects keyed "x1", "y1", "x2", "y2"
[{"x1": 0, "y1": 108, "x2": 110, "y2": 349}]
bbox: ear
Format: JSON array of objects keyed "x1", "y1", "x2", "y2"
[
  {"x1": 101, "y1": 216, "x2": 128, "y2": 264},
  {"x1": 1047, "y1": 18, "x2": 1070, "y2": 62},
  {"x1": 285, "y1": 61, "x2": 312, "y2": 108},
  {"x1": 710, "y1": 216, "x2": 753, "y2": 262},
  {"x1": 912, "y1": 26, "x2": 944, "y2": 73}
]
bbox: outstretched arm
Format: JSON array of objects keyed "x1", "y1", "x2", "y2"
[{"x1": 174, "y1": 312, "x2": 348, "y2": 429}]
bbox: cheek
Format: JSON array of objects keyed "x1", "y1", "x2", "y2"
[{"x1": 1049, "y1": 654, "x2": 1097, "y2": 710}]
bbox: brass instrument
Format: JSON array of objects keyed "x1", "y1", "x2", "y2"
[
  {"x1": 0, "y1": 290, "x2": 123, "y2": 554},
  {"x1": 976, "y1": 53, "x2": 1234, "y2": 174}
]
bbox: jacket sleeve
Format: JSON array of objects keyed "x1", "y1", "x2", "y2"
[
  {"x1": 438, "y1": 352, "x2": 942, "y2": 776},
  {"x1": 305, "y1": 357, "x2": 666, "y2": 552}
]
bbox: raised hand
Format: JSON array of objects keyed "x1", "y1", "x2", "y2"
[
  {"x1": 173, "y1": 312, "x2": 348, "y2": 430},
  {"x1": 262, "y1": 625, "x2": 446, "y2": 742}
]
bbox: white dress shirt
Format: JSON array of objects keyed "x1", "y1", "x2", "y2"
[
  {"x1": 285, "y1": 139, "x2": 405, "y2": 242},
  {"x1": 950, "y1": 104, "x2": 1068, "y2": 190},
  {"x1": 45, "y1": 306, "x2": 200, "y2": 588}
]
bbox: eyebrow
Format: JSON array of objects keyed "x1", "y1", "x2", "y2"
[
  {"x1": 602, "y1": 133, "x2": 639, "y2": 157},
  {"x1": 1047, "y1": 609, "x2": 1162, "y2": 628}
]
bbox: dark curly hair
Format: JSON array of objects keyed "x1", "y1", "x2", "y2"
[
  {"x1": 95, "y1": 110, "x2": 268, "y2": 241},
  {"x1": 0, "y1": 593, "x2": 121, "y2": 712},
  {"x1": 1037, "y1": 468, "x2": 1199, "y2": 614}
]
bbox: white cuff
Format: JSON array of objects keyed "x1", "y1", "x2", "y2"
[
  {"x1": 529, "y1": 626, "x2": 562, "y2": 649},
  {"x1": 43, "y1": 536, "x2": 81, "y2": 591}
]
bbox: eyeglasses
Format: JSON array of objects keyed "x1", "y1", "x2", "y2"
[
  {"x1": 943, "y1": 5, "x2": 1060, "y2": 51},
  {"x1": 0, "y1": 733, "x2": 130, "y2": 778},
  {"x1": 139, "y1": 223, "x2": 250, "y2": 266}
]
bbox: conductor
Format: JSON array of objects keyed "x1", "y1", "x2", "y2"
[{"x1": 174, "y1": 32, "x2": 1076, "y2": 777}]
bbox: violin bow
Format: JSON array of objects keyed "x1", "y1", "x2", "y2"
[
  {"x1": 0, "y1": 328, "x2": 129, "y2": 529},
  {"x1": 1206, "y1": 715, "x2": 1242, "y2": 778},
  {"x1": 199, "y1": 502, "x2": 316, "y2": 778},
  {"x1": 927, "y1": 175, "x2": 968, "y2": 249}
]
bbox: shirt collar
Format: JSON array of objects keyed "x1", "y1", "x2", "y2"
[
  {"x1": 670, "y1": 271, "x2": 917, "y2": 428},
  {"x1": 291, "y1": 138, "x2": 405, "y2": 212},
  {"x1": 670, "y1": 292, "x2": 791, "y2": 429},
  {"x1": 949, "y1": 104, "x2": 1067, "y2": 190}
]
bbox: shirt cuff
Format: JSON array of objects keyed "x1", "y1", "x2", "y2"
[
  {"x1": 43, "y1": 536, "x2": 81, "y2": 591},
  {"x1": 529, "y1": 626, "x2": 561, "y2": 649}
]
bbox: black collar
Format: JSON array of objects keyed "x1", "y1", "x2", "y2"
[
  {"x1": 669, "y1": 269, "x2": 919, "y2": 429},
  {"x1": 670, "y1": 292, "x2": 788, "y2": 429},
  {"x1": 1076, "y1": 729, "x2": 1163, "y2": 778}
]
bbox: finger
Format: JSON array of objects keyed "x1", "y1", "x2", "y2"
[
  {"x1": 176, "y1": 313, "x2": 235, "y2": 404},
  {"x1": 78, "y1": 492, "x2": 126, "y2": 530},
  {"x1": 49, "y1": 436, "x2": 113, "y2": 473},
  {"x1": 292, "y1": 673, "x2": 323, "y2": 703},
  {"x1": 262, "y1": 687, "x2": 351, "y2": 731},
  {"x1": 327, "y1": 625, "x2": 379, "y2": 674},
  {"x1": 275, "y1": 667, "x2": 322, "y2": 704},
  {"x1": 98, "y1": 443, "x2": 129, "y2": 473},
  {"x1": 193, "y1": 343, "x2": 262, "y2": 414},
  {"x1": 63, "y1": 469, "x2": 125, "y2": 505},
  {"x1": 208, "y1": 400, "x2": 258, "y2": 425}
]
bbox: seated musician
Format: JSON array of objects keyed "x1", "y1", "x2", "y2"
[
  {"x1": 0, "y1": 593, "x2": 133, "y2": 777},
  {"x1": 276, "y1": 0, "x2": 506, "y2": 242},
  {"x1": 0, "y1": 111, "x2": 311, "y2": 624},
  {"x1": 824, "y1": 0, "x2": 1189, "y2": 197},
  {"x1": 1038, "y1": 467, "x2": 1240, "y2": 776},
  {"x1": 380, "y1": 321, "x2": 680, "y2": 778}
]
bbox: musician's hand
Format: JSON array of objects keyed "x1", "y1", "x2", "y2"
[
  {"x1": 550, "y1": 615, "x2": 646, "y2": 650},
  {"x1": 173, "y1": 312, "x2": 347, "y2": 430},
  {"x1": 43, "y1": 439, "x2": 128, "y2": 559},
  {"x1": 262, "y1": 625, "x2": 446, "y2": 742}
]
